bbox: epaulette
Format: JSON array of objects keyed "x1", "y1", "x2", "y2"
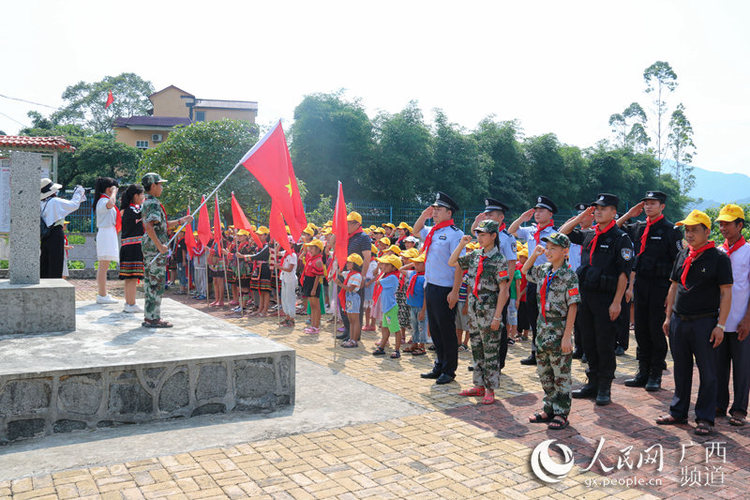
[{"x1": 450, "y1": 225, "x2": 460, "y2": 230}]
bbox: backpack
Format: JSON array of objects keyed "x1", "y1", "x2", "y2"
[{"x1": 40, "y1": 200, "x2": 52, "y2": 240}]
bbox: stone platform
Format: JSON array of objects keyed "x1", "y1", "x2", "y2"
[
  {"x1": 0, "y1": 299, "x2": 294, "y2": 443},
  {"x1": 0, "y1": 279, "x2": 76, "y2": 334}
]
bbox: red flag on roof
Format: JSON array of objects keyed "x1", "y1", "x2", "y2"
[
  {"x1": 270, "y1": 202, "x2": 292, "y2": 254},
  {"x1": 231, "y1": 192, "x2": 262, "y2": 247},
  {"x1": 239, "y1": 121, "x2": 307, "y2": 240},
  {"x1": 213, "y1": 195, "x2": 223, "y2": 253},
  {"x1": 184, "y1": 207, "x2": 197, "y2": 257},
  {"x1": 105, "y1": 90, "x2": 114, "y2": 109},
  {"x1": 197, "y1": 195, "x2": 212, "y2": 246},
  {"x1": 332, "y1": 181, "x2": 348, "y2": 270}
]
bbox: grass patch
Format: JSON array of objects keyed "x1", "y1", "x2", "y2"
[{"x1": 0, "y1": 259, "x2": 7, "y2": 269}]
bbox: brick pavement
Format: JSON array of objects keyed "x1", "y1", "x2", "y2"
[{"x1": 6, "y1": 279, "x2": 747, "y2": 499}]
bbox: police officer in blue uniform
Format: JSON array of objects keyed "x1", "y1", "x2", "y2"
[
  {"x1": 509, "y1": 195, "x2": 559, "y2": 365},
  {"x1": 560, "y1": 193, "x2": 634, "y2": 405},
  {"x1": 414, "y1": 192, "x2": 465, "y2": 385},
  {"x1": 471, "y1": 198, "x2": 517, "y2": 371}
]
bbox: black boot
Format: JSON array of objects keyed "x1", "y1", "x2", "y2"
[
  {"x1": 596, "y1": 379, "x2": 612, "y2": 405},
  {"x1": 645, "y1": 370, "x2": 662, "y2": 392},
  {"x1": 572, "y1": 377, "x2": 597, "y2": 399},
  {"x1": 520, "y1": 352, "x2": 537, "y2": 365},
  {"x1": 624, "y1": 367, "x2": 649, "y2": 387}
]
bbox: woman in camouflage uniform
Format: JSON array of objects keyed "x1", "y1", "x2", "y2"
[
  {"x1": 140, "y1": 172, "x2": 192, "y2": 328},
  {"x1": 449, "y1": 219, "x2": 511, "y2": 405}
]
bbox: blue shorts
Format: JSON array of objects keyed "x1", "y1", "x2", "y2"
[{"x1": 346, "y1": 293, "x2": 361, "y2": 314}]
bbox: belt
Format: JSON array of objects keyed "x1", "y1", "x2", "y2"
[
  {"x1": 122, "y1": 236, "x2": 141, "y2": 246},
  {"x1": 543, "y1": 316, "x2": 567, "y2": 322},
  {"x1": 674, "y1": 312, "x2": 717, "y2": 321}
]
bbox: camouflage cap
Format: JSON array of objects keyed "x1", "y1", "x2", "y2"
[
  {"x1": 141, "y1": 172, "x2": 168, "y2": 187},
  {"x1": 541, "y1": 232, "x2": 570, "y2": 249},
  {"x1": 475, "y1": 219, "x2": 500, "y2": 233}
]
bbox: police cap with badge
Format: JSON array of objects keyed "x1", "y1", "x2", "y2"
[
  {"x1": 534, "y1": 195, "x2": 558, "y2": 214},
  {"x1": 484, "y1": 198, "x2": 509, "y2": 214},
  {"x1": 432, "y1": 191, "x2": 459, "y2": 213},
  {"x1": 641, "y1": 190, "x2": 667, "y2": 204},
  {"x1": 590, "y1": 193, "x2": 619, "y2": 208},
  {"x1": 574, "y1": 203, "x2": 588, "y2": 213}
]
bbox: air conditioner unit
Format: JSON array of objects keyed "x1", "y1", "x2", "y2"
[{"x1": 152, "y1": 134, "x2": 163, "y2": 142}]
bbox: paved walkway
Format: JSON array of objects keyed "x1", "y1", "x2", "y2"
[{"x1": 1, "y1": 280, "x2": 748, "y2": 499}]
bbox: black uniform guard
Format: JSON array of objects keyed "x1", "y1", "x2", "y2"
[
  {"x1": 569, "y1": 193, "x2": 634, "y2": 405},
  {"x1": 624, "y1": 191, "x2": 682, "y2": 391}
]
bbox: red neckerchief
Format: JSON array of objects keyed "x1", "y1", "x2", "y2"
[
  {"x1": 192, "y1": 242, "x2": 205, "y2": 257},
  {"x1": 534, "y1": 220, "x2": 554, "y2": 245},
  {"x1": 473, "y1": 253, "x2": 487, "y2": 298},
  {"x1": 589, "y1": 220, "x2": 616, "y2": 261},
  {"x1": 723, "y1": 238, "x2": 746, "y2": 257},
  {"x1": 64, "y1": 234, "x2": 69, "y2": 258},
  {"x1": 498, "y1": 223, "x2": 506, "y2": 232},
  {"x1": 372, "y1": 270, "x2": 399, "y2": 305},
  {"x1": 681, "y1": 241, "x2": 715, "y2": 289},
  {"x1": 422, "y1": 219, "x2": 455, "y2": 258},
  {"x1": 639, "y1": 214, "x2": 664, "y2": 255},
  {"x1": 396, "y1": 234, "x2": 407, "y2": 245},
  {"x1": 338, "y1": 271, "x2": 361, "y2": 307},
  {"x1": 303, "y1": 252, "x2": 324, "y2": 278},
  {"x1": 406, "y1": 271, "x2": 424, "y2": 298},
  {"x1": 348, "y1": 227, "x2": 364, "y2": 241}
]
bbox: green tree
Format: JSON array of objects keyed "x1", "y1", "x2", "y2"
[
  {"x1": 473, "y1": 117, "x2": 529, "y2": 214},
  {"x1": 667, "y1": 103, "x2": 696, "y2": 195},
  {"x1": 523, "y1": 134, "x2": 579, "y2": 209},
  {"x1": 290, "y1": 92, "x2": 374, "y2": 202},
  {"x1": 643, "y1": 61, "x2": 678, "y2": 174},
  {"x1": 52, "y1": 73, "x2": 154, "y2": 133},
  {"x1": 137, "y1": 119, "x2": 263, "y2": 214},
  {"x1": 66, "y1": 136, "x2": 142, "y2": 187}
]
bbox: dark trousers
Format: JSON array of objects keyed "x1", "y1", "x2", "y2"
[
  {"x1": 578, "y1": 289, "x2": 618, "y2": 381},
  {"x1": 669, "y1": 314, "x2": 718, "y2": 424},
  {"x1": 716, "y1": 331, "x2": 750, "y2": 417},
  {"x1": 633, "y1": 278, "x2": 669, "y2": 375},
  {"x1": 616, "y1": 299, "x2": 630, "y2": 350},
  {"x1": 426, "y1": 283, "x2": 458, "y2": 377},
  {"x1": 340, "y1": 286, "x2": 365, "y2": 335},
  {"x1": 498, "y1": 303, "x2": 509, "y2": 370},
  {"x1": 527, "y1": 282, "x2": 539, "y2": 353},
  {"x1": 40, "y1": 225, "x2": 64, "y2": 279}
]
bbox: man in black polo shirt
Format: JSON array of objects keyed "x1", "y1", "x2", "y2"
[
  {"x1": 336, "y1": 211, "x2": 372, "y2": 342},
  {"x1": 656, "y1": 209, "x2": 732, "y2": 436}
]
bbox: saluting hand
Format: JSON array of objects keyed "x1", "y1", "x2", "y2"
[
  {"x1": 460, "y1": 235, "x2": 473, "y2": 246},
  {"x1": 521, "y1": 208, "x2": 535, "y2": 222},
  {"x1": 421, "y1": 206, "x2": 434, "y2": 220},
  {"x1": 624, "y1": 201, "x2": 645, "y2": 219}
]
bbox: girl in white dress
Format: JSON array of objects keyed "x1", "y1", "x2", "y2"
[{"x1": 94, "y1": 177, "x2": 120, "y2": 304}]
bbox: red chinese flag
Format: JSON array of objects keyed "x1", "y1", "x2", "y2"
[
  {"x1": 231, "y1": 192, "x2": 262, "y2": 247},
  {"x1": 105, "y1": 90, "x2": 114, "y2": 109},
  {"x1": 213, "y1": 195, "x2": 223, "y2": 253},
  {"x1": 184, "y1": 207, "x2": 197, "y2": 256},
  {"x1": 197, "y1": 195, "x2": 212, "y2": 246},
  {"x1": 115, "y1": 208, "x2": 122, "y2": 233},
  {"x1": 269, "y1": 202, "x2": 292, "y2": 254},
  {"x1": 240, "y1": 121, "x2": 307, "y2": 240},
  {"x1": 332, "y1": 181, "x2": 348, "y2": 270}
]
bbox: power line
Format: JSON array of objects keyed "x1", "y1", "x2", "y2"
[
  {"x1": 0, "y1": 111, "x2": 28, "y2": 128},
  {"x1": 0, "y1": 93, "x2": 58, "y2": 110}
]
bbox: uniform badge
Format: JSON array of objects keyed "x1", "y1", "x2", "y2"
[
  {"x1": 439, "y1": 235, "x2": 447, "y2": 240},
  {"x1": 598, "y1": 195, "x2": 605, "y2": 201},
  {"x1": 498, "y1": 270, "x2": 508, "y2": 278},
  {"x1": 568, "y1": 288, "x2": 579, "y2": 296},
  {"x1": 621, "y1": 248, "x2": 633, "y2": 261},
  {"x1": 648, "y1": 192, "x2": 654, "y2": 197},
  {"x1": 538, "y1": 196, "x2": 542, "y2": 203}
]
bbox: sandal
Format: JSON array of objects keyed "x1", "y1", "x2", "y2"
[
  {"x1": 729, "y1": 411, "x2": 746, "y2": 427},
  {"x1": 529, "y1": 411, "x2": 553, "y2": 423},
  {"x1": 341, "y1": 339, "x2": 359, "y2": 348},
  {"x1": 458, "y1": 344, "x2": 468, "y2": 352},
  {"x1": 372, "y1": 347, "x2": 385, "y2": 356},
  {"x1": 694, "y1": 420, "x2": 714, "y2": 435},
  {"x1": 548, "y1": 415, "x2": 569, "y2": 430},
  {"x1": 390, "y1": 350, "x2": 401, "y2": 359},
  {"x1": 459, "y1": 386, "x2": 485, "y2": 397},
  {"x1": 412, "y1": 348, "x2": 426, "y2": 356},
  {"x1": 481, "y1": 391, "x2": 495, "y2": 405},
  {"x1": 402, "y1": 344, "x2": 416, "y2": 353},
  {"x1": 656, "y1": 414, "x2": 688, "y2": 425}
]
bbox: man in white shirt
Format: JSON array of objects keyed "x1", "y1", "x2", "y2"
[{"x1": 716, "y1": 204, "x2": 750, "y2": 426}]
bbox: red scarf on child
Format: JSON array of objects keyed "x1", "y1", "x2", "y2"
[
  {"x1": 406, "y1": 271, "x2": 424, "y2": 298},
  {"x1": 372, "y1": 271, "x2": 399, "y2": 305},
  {"x1": 337, "y1": 271, "x2": 361, "y2": 308}
]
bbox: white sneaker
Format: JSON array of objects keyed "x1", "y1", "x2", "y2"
[
  {"x1": 96, "y1": 294, "x2": 119, "y2": 304},
  {"x1": 123, "y1": 303, "x2": 143, "y2": 313}
]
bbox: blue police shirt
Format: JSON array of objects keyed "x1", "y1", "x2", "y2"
[
  {"x1": 568, "y1": 242, "x2": 583, "y2": 271},
  {"x1": 516, "y1": 224, "x2": 557, "y2": 266},
  {"x1": 420, "y1": 224, "x2": 464, "y2": 287},
  {"x1": 499, "y1": 231, "x2": 517, "y2": 262}
]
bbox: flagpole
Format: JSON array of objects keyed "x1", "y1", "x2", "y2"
[
  {"x1": 186, "y1": 205, "x2": 192, "y2": 297},
  {"x1": 274, "y1": 242, "x2": 281, "y2": 323},
  {"x1": 236, "y1": 246, "x2": 244, "y2": 317}
]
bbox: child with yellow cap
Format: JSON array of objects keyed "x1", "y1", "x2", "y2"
[
  {"x1": 301, "y1": 239, "x2": 326, "y2": 334},
  {"x1": 336, "y1": 254, "x2": 365, "y2": 347},
  {"x1": 372, "y1": 254, "x2": 404, "y2": 357}
]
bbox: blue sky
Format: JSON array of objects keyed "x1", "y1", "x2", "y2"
[{"x1": 2, "y1": 0, "x2": 748, "y2": 176}]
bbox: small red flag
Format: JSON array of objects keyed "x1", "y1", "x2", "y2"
[
  {"x1": 105, "y1": 90, "x2": 114, "y2": 109},
  {"x1": 240, "y1": 121, "x2": 307, "y2": 240},
  {"x1": 197, "y1": 195, "x2": 212, "y2": 246},
  {"x1": 115, "y1": 207, "x2": 122, "y2": 233},
  {"x1": 269, "y1": 202, "x2": 292, "y2": 254},
  {"x1": 184, "y1": 207, "x2": 197, "y2": 256},
  {"x1": 231, "y1": 192, "x2": 262, "y2": 247},
  {"x1": 332, "y1": 181, "x2": 348, "y2": 270},
  {"x1": 213, "y1": 195, "x2": 223, "y2": 253}
]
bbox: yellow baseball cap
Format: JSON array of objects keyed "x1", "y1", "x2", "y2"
[
  {"x1": 304, "y1": 239, "x2": 324, "y2": 251},
  {"x1": 374, "y1": 227, "x2": 386, "y2": 234},
  {"x1": 193, "y1": 231, "x2": 199, "y2": 236},
  {"x1": 308, "y1": 223, "x2": 318, "y2": 230},
  {"x1": 402, "y1": 248, "x2": 419, "y2": 259},
  {"x1": 256, "y1": 226, "x2": 270, "y2": 235},
  {"x1": 397, "y1": 222, "x2": 410, "y2": 230},
  {"x1": 387, "y1": 245, "x2": 402, "y2": 255},
  {"x1": 676, "y1": 209, "x2": 711, "y2": 229},
  {"x1": 347, "y1": 211, "x2": 363, "y2": 224},
  {"x1": 377, "y1": 254, "x2": 402, "y2": 269},
  {"x1": 379, "y1": 237, "x2": 391, "y2": 246},
  {"x1": 303, "y1": 226, "x2": 315, "y2": 236},
  {"x1": 517, "y1": 246, "x2": 529, "y2": 258},
  {"x1": 369, "y1": 225, "x2": 377, "y2": 231},
  {"x1": 237, "y1": 229, "x2": 250, "y2": 236},
  {"x1": 716, "y1": 204, "x2": 745, "y2": 223},
  {"x1": 410, "y1": 252, "x2": 426, "y2": 263},
  {"x1": 347, "y1": 253, "x2": 363, "y2": 266},
  {"x1": 382, "y1": 222, "x2": 396, "y2": 230},
  {"x1": 371, "y1": 244, "x2": 378, "y2": 254}
]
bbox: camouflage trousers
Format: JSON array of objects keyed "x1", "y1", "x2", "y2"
[
  {"x1": 536, "y1": 317, "x2": 573, "y2": 416},
  {"x1": 143, "y1": 250, "x2": 167, "y2": 321},
  {"x1": 467, "y1": 295, "x2": 502, "y2": 389}
]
